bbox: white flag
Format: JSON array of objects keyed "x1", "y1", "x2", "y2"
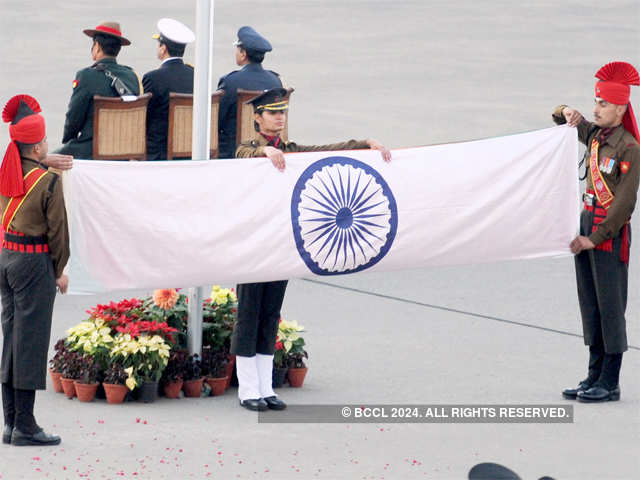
[{"x1": 64, "y1": 126, "x2": 579, "y2": 294}]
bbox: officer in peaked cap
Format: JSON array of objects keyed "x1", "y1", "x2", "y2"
[
  {"x1": 231, "y1": 87, "x2": 391, "y2": 412},
  {"x1": 143, "y1": 18, "x2": 196, "y2": 160},
  {"x1": 217, "y1": 26, "x2": 283, "y2": 159}
]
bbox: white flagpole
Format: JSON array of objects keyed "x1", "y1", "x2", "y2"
[{"x1": 187, "y1": 0, "x2": 214, "y2": 356}]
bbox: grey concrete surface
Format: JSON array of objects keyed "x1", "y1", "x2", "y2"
[{"x1": 0, "y1": 1, "x2": 639, "y2": 479}]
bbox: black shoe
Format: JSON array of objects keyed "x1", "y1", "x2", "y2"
[
  {"x1": 263, "y1": 396, "x2": 287, "y2": 410},
  {"x1": 2, "y1": 425, "x2": 12, "y2": 445},
  {"x1": 11, "y1": 428, "x2": 61, "y2": 446},
  {"x1": 562, "y1": 379, "x2": 594, "y2": 400},
  {"x1": 577, "y1": 385, "x2": 620, "y2": 403},
  {"x1": 239, "y1": 398, "x2": 268, "y2": 411}
]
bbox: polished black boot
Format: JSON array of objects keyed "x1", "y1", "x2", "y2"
[
  {"x1": 239, "y1": 398, "x2": 268, "y2": 411},
  {"x1": 562, "y1": 346, "x2": 603, "y2": 399},
  {"x1": 2, "y1": 382, "x2": 15, "y2": 444},
  {"x1": 578, "y1": 353, "x2": 622, "y2": 403}
]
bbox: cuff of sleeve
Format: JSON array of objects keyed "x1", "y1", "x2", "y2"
[
  {"x1": 588, "y1": 230, "x2": 606, "y2": 246},
  {"x1": 552, "y1": 105, "x2": 568, "y2": 125}
]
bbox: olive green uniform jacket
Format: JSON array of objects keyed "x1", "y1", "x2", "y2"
[{"x1": 58, "y1": 57, "x2": 141, "y2": 159}]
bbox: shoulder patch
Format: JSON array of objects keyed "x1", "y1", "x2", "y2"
[
  {"x1": 47, "y1": 173, "x2": 59, "y2": 193},
  {"x1": 72, "y1": 79, "x2": 79, "y2": 89},
  {"x1": 620, "y1": 161, "x2": 630, "y2": 174}
]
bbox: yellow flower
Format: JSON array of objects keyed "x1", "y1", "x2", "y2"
[
  {"x1": 125, "y1": 376, "x2": 137, "y2": 391},
  {"x1": 210, "y1": 285, "x2": 237, "y2": 305}
]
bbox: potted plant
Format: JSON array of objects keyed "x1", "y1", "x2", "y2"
[
  {"x1": 280, "y1": 319, "x2": 308, "y2": 388},
  {"x1": 102, "y1": 360, "x2": 131, "y2": 404},
  {"x1": 59, "y1": 350, "x2": 84, "y2": 399},
  {"x1": 142, "y1": 289, "x2": 188, "y2": 349},
  {"x1": 203, "y1": 286, "x2": 237, "y2": 388},
  {"x1": 73, "y1": 355, "x2": 100, "y2": 402},
  {"x1": 109, "y1": 333, "x2": 171, "y2": 403},
  {"x1": 273, "y1": 318, "x2": 308, "y2": 387},
  {"x1": 161, "y1": 350, "x2": 188, "y2": 399},
  {"x1": 65, "y1": 318, "x2": 115, "y2": 374},
  {"x1": 48, "y1": 339, "x2": 67, "y2": 393},
  {"x1": 272, "y1": 339, "x2": 288, "y2": 388},
  {"x1": 286, "y1": 349, "x2": 309, "y2": 388},
  {"x1": 182, "y1": 354, "x2": 203, "y2": 398},
  {"x1": 201, "y1": 347, "x2": 228, "y2": 396}
]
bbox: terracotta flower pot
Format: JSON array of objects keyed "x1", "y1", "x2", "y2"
[
  {"x1": 272, "y1": 367, "x2": 288, "y2": 388},
  {"x1": 74, "y1": 381, "x2": 99, "y2": 402},
  {"x1": 183, "y1": 378, "x2": 204, "y2": 398},
  {"x1": 287, "y1": 367, "x2": 308, "y2": 388},
  {"x1": 60, "y1": 377, "x2": 76, "y2": 399},
  {"x1": 225, "y1": 355, "x2": 236, "y2": 389},
  {"x1": 103, "y1": 383, "x2": 129, "y2": 404},
  {"x1": 49, "y1": 369, "x2": 63, "y2": 393},
  {"x1": 163, "y1": 379, "x2": 184, "y2": 399},
  {"x1": 205, "y1": 376, "x2": 228, "y2": 396}
]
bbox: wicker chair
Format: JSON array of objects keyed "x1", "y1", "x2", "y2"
[
  {"x1": 92, "y1": 93, "x2": 152, "y2": 160},
  {"x1": 235, "y1": 88, "x2": 294, "y2": 147},
  {"x1": 167, "y1": 91, "x2": 224, "y2": 159}
]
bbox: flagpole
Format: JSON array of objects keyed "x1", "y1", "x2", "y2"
[{"x1": 187, "y1": 0, "x2": 214, "y2": 356}]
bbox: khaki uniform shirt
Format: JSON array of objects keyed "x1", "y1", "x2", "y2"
[
  {"x1": 553, "y1": 106, "x2": 640, "y2": 245},
  {"x1": 236, "y1": 134, "x2": 370, "y2": 158},
  {"x1": 0, "y1": 158, "x2": 70, "y2": 277}
]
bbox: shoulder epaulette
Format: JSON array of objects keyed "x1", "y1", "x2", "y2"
[{"x1": 47, "y1": 173, "x2": 58, "y2": 194}]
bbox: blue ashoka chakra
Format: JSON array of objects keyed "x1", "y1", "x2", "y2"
[{"x1": 291, "y1": 156, "x2": 398, "y2": 275}]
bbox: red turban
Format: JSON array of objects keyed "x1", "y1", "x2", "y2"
[
  {"x1": 1, "y1": 95, "x2": 46, "y2": 197},
  {"x1": 594, "y1": 62, "x2": 640, "y2": 142}
]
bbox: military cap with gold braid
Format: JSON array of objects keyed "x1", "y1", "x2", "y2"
[
  {"x1": 246, "y1": 87, "x2": 289, "y2": 112},
  {"x1": 152, "y1": 18, "x2": 195, "y2": 53}
]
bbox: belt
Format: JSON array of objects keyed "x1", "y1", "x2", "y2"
[{"x1": 2, "y1": 231, "x2": 49, "y2": 253}]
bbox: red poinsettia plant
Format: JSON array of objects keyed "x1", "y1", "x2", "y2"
[
  {"x1": 114, "y1": 320, "x2": 178, "y2": 344},
  {"x1": 86, "y1": 298, "x2": 145, "y2": 329}
]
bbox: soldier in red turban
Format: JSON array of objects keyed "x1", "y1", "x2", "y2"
[
  {"x1": 552, "y1": 62, "x2": 640, "y2": 403},
  {"x1": 1, "y1": 95, "x2": 70, "y2": 446}
]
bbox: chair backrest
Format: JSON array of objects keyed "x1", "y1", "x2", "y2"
[
  {"x1": 92, "y1": 93, "x2": 152, "y2": 160},
  {"x1": 167, "y1": 91, "x2": 224, "y2": 159},
  {"x1": 235, "y1": 88, "x2": 294, "y2": 147}
]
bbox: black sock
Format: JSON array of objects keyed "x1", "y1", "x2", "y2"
[
  {"x1": 596, "y1": 353, "x2": 623, "y2": 390},
  {"x1": 14, "y1": 389, "x2": 40, "y2": 434},
  {"x1": 2, "y1": 383, "x2": 15, "y2": 428}
]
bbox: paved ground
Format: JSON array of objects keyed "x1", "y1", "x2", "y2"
[{"x1": 0, "y1": 1, "x2": 639, "y2": 479}]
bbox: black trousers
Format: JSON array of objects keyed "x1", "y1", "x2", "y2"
[
  {"x1": 231, "y1": 281, "x2": 288, "y2": 357},
  {"x1": 0, "y1": 250, "x2": 57, "y2": 389},
  {"x1": 575, "y1": 210, "x2": 629, "y2": 353}
]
